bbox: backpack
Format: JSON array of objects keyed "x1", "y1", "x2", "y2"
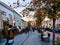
[{"x1": 10, "y1": 29, "x2": 14, "y2": 38}]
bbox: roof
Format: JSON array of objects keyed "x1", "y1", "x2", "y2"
[
  {"x1": 0, "y1": 1, "x2": 14, "y2": 12},
  {"x1": 13, "y1": 10, "x2": 21, "y2": 17},
  {"x1": 0, "y1": 1, "x2": 21, "y2": 17}
]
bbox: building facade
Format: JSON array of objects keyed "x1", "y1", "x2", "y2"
[
  {"x1": 55, "y1": 18, "x2": 60, "y2": 28},
  {"x1": 13, "y1": 11, "x2": 21, "y2": 27},
  {"x1": 42, "y1": 17, "x2": 60, "y2": 28},
  {"x1": 0, "y1": 1, "x2": 14, "y2": 31},
  {"x1": 0, "y1": 1, "x2": 28, "y2": 31},
  {"x1": 13, "y1": 11, "x2": 27, "y2": 28},
  {"x1": 21, "y1": 19, "x2": 28, "y2": 29}
]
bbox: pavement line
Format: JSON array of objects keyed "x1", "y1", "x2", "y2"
[{"x1": 21, "y1": 33, "x2": 32, "y2": 45}]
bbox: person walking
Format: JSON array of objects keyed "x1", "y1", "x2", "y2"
[
  {"x1": 41, "y1": 29, "x2": 50, "y2": 42},
  {"x1": 4, "y1": 24, "x2": 9, "y2": 38},
  {"x1": 18, "y1": 26, "x2": 22, "y2": 34},
  {"x1": 5, "y1": 25, "x2": 15, "y2": 45}
]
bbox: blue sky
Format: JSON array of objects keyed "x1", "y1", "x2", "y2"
[{"x1": 0, "y1": 0, "x2": 32, "y2": 13}]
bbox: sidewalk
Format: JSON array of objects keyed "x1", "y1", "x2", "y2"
[
  {"x1": 13, "y1": 33, "x2": 31, "y2": 45},
  {"x1": 0, "y1": 33, "x2": 31, "y2": 45},
  {"x1": 48, "y1": 32, "x2": 60, "y2": 40}
]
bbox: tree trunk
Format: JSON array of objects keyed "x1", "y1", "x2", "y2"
[{"x1": 53, "y1": 18, "x2": 56, "y2": 45}]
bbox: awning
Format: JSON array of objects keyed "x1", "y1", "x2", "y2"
[
  {"x1": 43, "y1": 16, "x2": 50, "y2": 21},
  {"x1": 21, "y1": 17, "x2": 37, "y2": 22}
]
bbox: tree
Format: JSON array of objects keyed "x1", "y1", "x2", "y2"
[
  {"x1": 29, "y1": 0, "x2": 60, "y2": 45},
  {"x1": 21, "y1": 0, "x2": 60, "y2": 45},
  {"x1": 47, "y1": 1, "x2": 60, "y2": 45}
]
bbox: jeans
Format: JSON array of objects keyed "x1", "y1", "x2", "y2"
[
  {"x1": 43, "y1": 37, "x2": 50, "y2": 42},
  {"x1": 8, "y1": 41, "x2": 14, "y2": 45},
  {"x1": 8, "y1": 39, "x2": 14, "y2": 45},
  {"x1": 5, "y1": 35, "x2": 9, "y2": 45}
]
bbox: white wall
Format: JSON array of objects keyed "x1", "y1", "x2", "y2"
[
  {"x1": 0, "y1": 4, "x2": 28, "y2": 28},
  {"x1": 55, "y1": 18, "x2": 60, "y2": 27},
  {"x1": 13, "y1": 12, "x2": 21, "y2": 27},
  {"x1": 0, "y1": 4, "x2": 14, "y2": 20},
  {"x1": 14, "y1": 12, "x2": 28, "y2": 28}
]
